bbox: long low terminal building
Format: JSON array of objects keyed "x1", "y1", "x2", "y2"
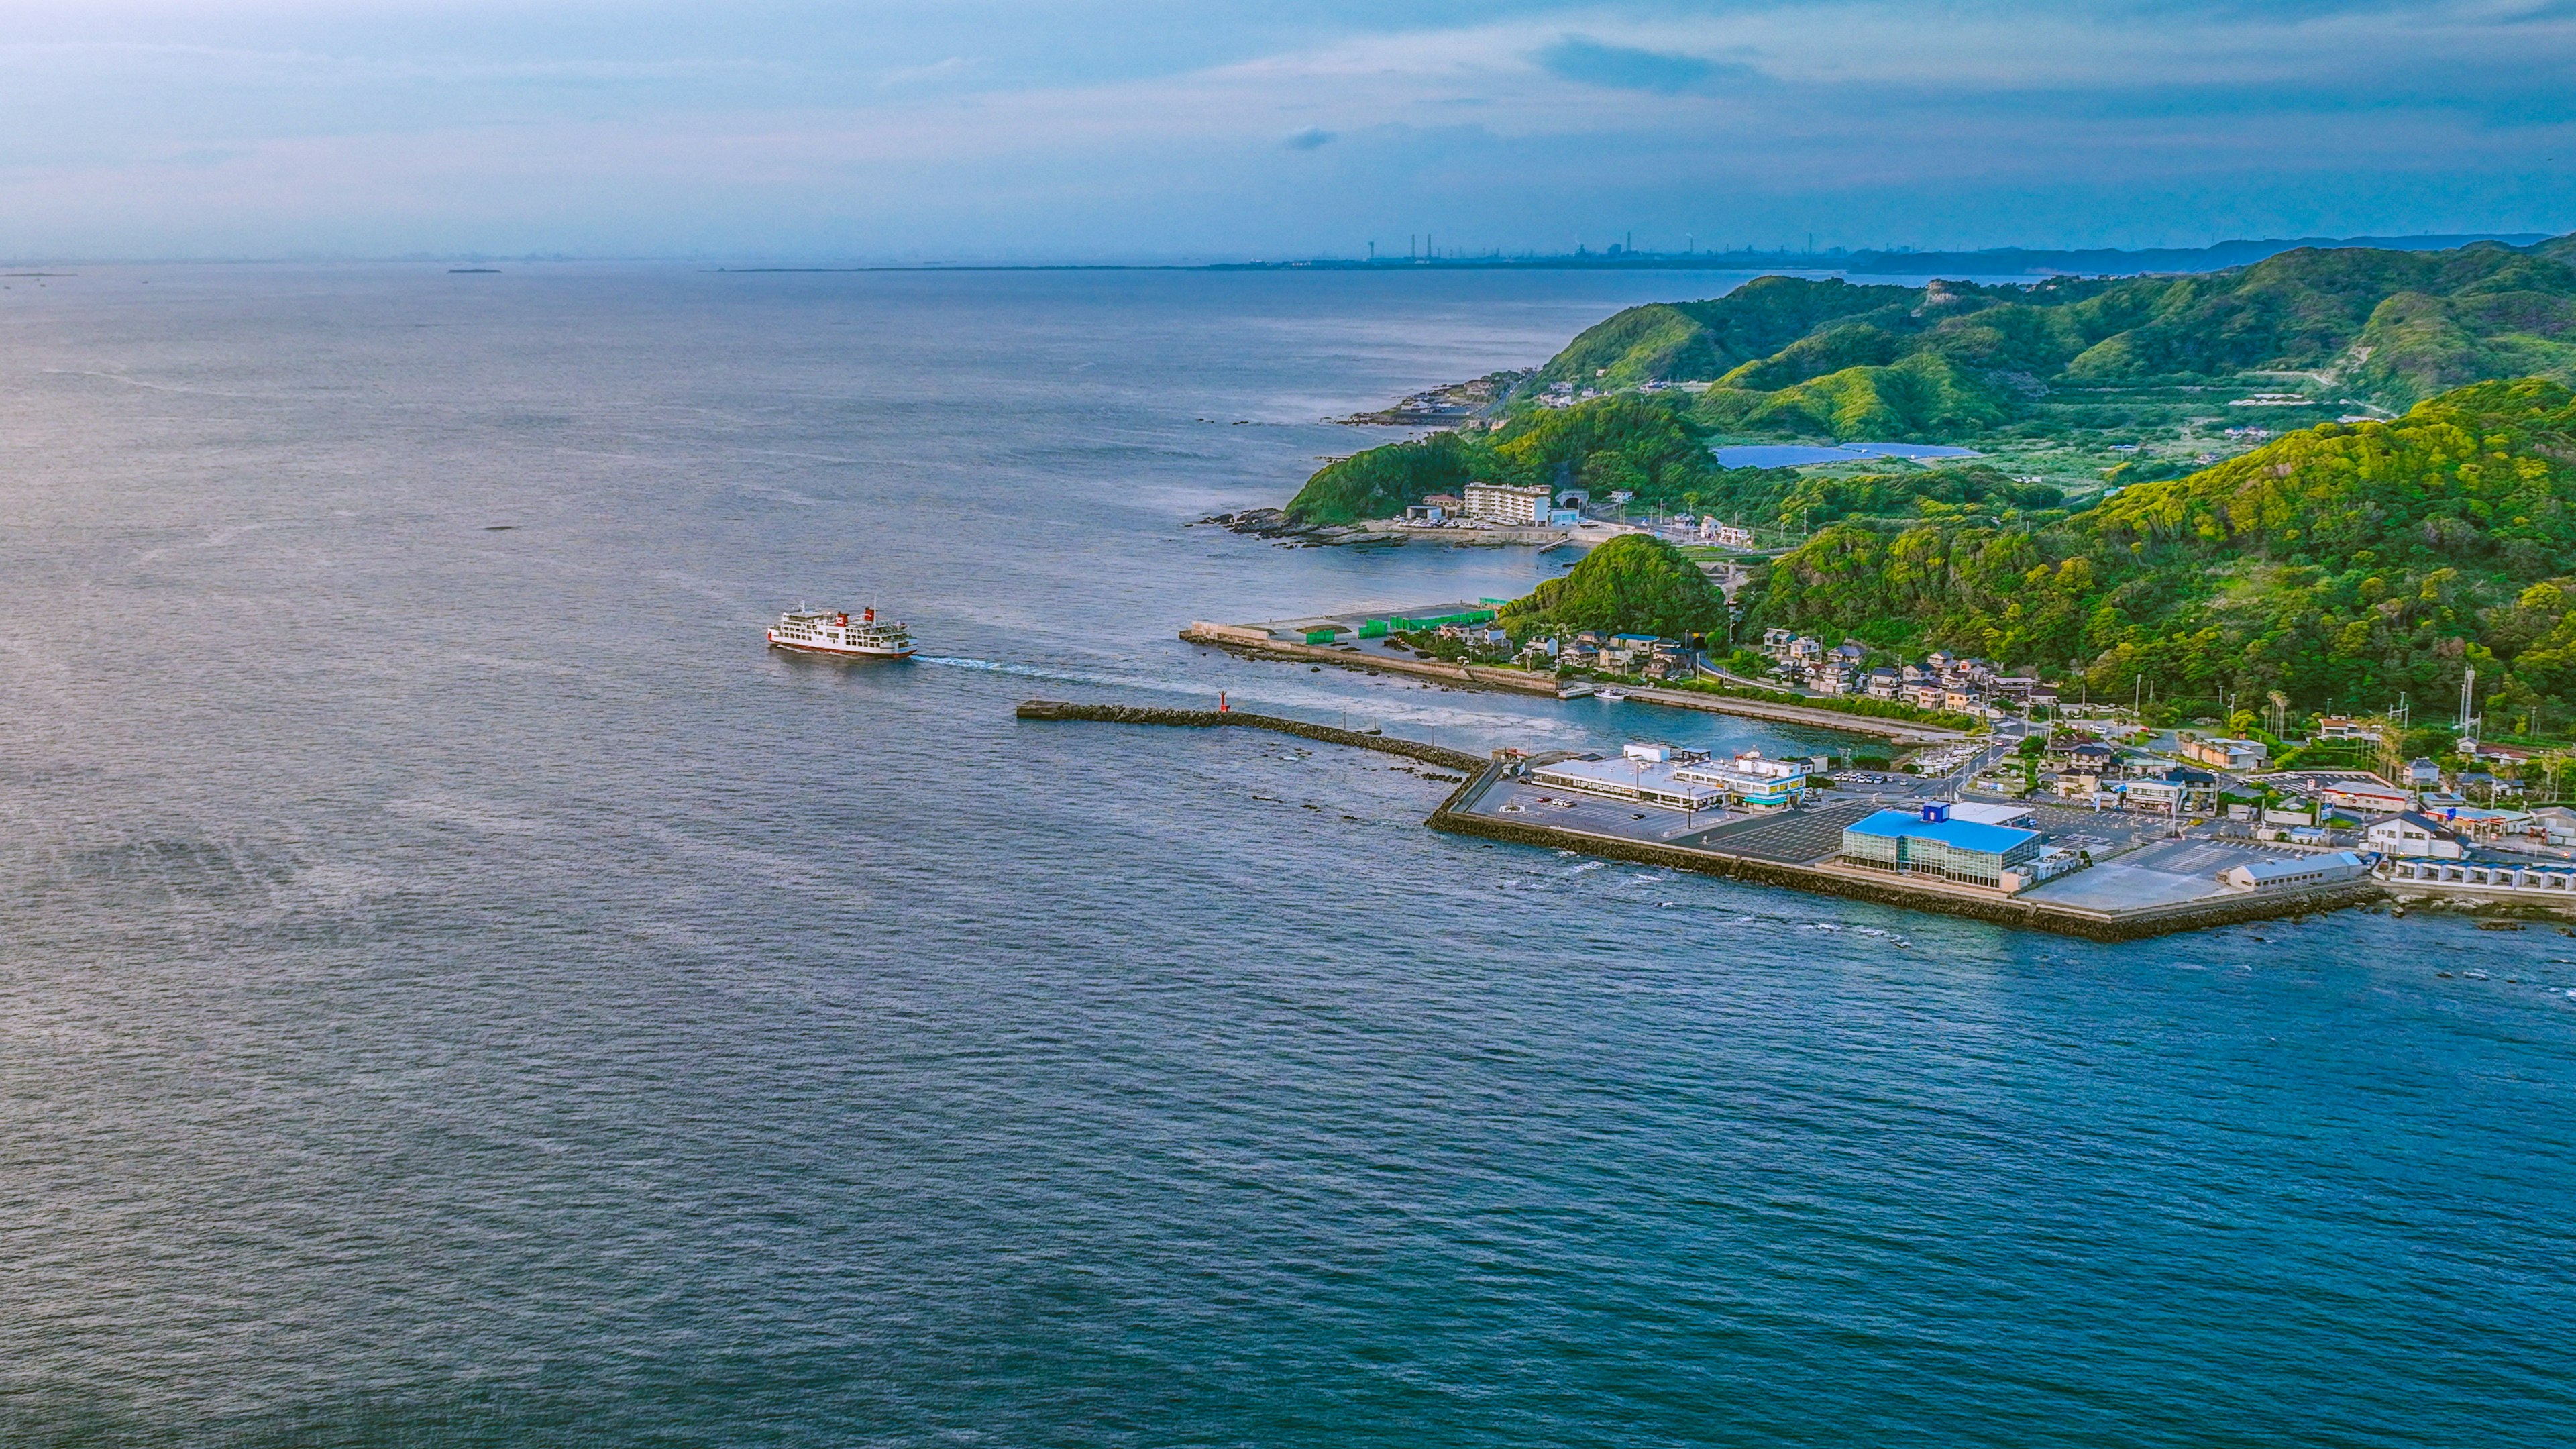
[
  {"x1": 1527, "y1": 750, "x2": 1727, "y2": 812},
  {"x1": 1527, "y1": 745, "x2": 1813, "y2": 812},
  {"x1": 2221, "y1": 852, "x2": 2373, "y2": 892}
]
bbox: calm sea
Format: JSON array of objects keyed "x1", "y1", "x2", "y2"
[{"x1": 0, "y1": 264, "x2": 2567, "y2": 1448}]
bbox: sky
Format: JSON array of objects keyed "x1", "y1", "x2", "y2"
[{"x1": 0, "y1": 0, "x2": 2570, "y2": 261}]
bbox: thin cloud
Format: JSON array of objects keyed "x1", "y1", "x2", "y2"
[
  {"x1": 1534, "y1": 36, "x2": 1737, "y2": 94},
  {"x1": 0, "y1": 0, "x2": 2569, "y2": 257}
]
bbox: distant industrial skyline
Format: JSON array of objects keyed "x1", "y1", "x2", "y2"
[{"x1": 0, "y1": 1, "x2": 2569, "y2": 262}]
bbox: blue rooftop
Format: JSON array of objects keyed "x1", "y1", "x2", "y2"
[{"x1": 1845, "y1": 808, "x2": 2039, "y2": 855}]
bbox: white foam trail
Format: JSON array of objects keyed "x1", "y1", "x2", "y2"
[{"x1": 916, "y1": 655, "x2": 1172, "y2": 692}]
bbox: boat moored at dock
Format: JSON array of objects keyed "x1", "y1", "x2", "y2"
[{"x1": 767, "y1": 605, "x2": 915, "y2": 659}]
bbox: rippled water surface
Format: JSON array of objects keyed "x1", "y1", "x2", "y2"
[{"x1": 0, "y1": 265, "x2": 2569, "y2": 1446}]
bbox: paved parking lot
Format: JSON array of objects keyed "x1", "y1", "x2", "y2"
[
  {"x1": 1470, "y1": 778, "x2": 1743, "y2": 843},
  {"x1": 1695, "y1": 800, "x2": 1882, "y2": 863},
  {"x1": 1465, "y1": 768, "x2": 2307, "y2": 904},
  {"x1": 2021, "y1": 835, "x2": 2310, "y2": 912},
  {"x1": 2016, "y1": 802, "x2": 2172, "y2": 853}
]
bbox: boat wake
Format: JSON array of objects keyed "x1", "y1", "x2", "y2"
[{"x1": 915, "y1": 655, "x2": 1165, "y2": 693}]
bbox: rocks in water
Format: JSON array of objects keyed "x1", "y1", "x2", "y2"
[
  {"x1": 1191, "y1": 508, "x2": 1401, "y2": 547},
  {"x1": 1195, "y1": 507, "x2": 1288, "y2": 533}
]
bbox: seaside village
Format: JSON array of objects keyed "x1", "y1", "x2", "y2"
[
  {"x1": 1485, "y1": 701, "x2": 2576, "y2": 913},
  {"x1": 1754, "y1": 630, "x2": 2060, "y2": 714},
  {"x1": 1396, "y1": 478, "x2": 1768, "y2": 553},
  {"x1": 1210, "y1": 590, "x2": 2576, "y2": 914}
]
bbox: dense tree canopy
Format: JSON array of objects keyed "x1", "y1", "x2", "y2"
[
  {"x1": 1523, "y1": 237, "x2": 2576, "y2": 441},
  {"x1": 1750, "y1": 378, "x2": 2576, "y2": 722},
  {"x1": 1281, "y1": 431, "x2": 1480, "y2": 526},
  {"x1": 1283, "y1": 394, "x2": 1723, "y2": 525},
  {"x1": 1500, "y1": 533, "x2": 1729, "y2": 639},
  {"x1": 1285, "y1": 234, "x2": 2576, "y2": 523}
]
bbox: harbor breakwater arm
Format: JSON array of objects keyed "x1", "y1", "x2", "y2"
[
  {"x1": 1014, "y1": 700, "x2": 1487, "y2": 773},
  {"x1": 1018, "y1": 701, "x2": 2386, "y2": 941},
  {"x1": 1424, "y1": 769, "x2": 2386, "y2": 943},
  {"x1": 1177, "y1": 625, "x2": 1963, "y2": 745}
]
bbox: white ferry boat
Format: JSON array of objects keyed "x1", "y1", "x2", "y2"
[{"x1": 767, "y1": 604, "x2": 915, "y2": 659}]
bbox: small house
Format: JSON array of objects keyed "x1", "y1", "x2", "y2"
[{"x1": 2363, "y1": 812, "x2": 2467, "y2": 859}]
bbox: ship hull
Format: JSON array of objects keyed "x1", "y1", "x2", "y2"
[{"x1": 767, "y1": 633, "x2": 916, "y2": 660}]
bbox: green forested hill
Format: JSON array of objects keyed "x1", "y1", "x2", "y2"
[
  {"x1": 1750, "y1": 378, "x2": 2576, "y2": 722},
  {"x1": 1534, "y1": 236, "x2": 2576, "y2": 441},
  {"x1": 1285, "y1": 394, "x2": 1722, "y2": 525},
  {"x1": 1532, "y1": 278, "x2": 1919, "y2": 391},
  {"x1": 1498, "y1": 533, "x2": 1729, "y2": 638}
]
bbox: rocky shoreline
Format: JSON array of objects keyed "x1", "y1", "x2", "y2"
[{"x1": 1193, "y1": 508, "x2": 1408, "y2": 547}]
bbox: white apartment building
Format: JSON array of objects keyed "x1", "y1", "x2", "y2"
[{"x1": 1462, "y1": 482, "x2": 1552, "y2": 525}]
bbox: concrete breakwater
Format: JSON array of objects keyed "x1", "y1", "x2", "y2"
[
  {"x1": 1014, "y1": 699, "x2": 1486, "y2": 773},
  {"x1": 1426, "y1": 769, "x2": 2385, "y2": 943},
  {"x1": 1178, "y1": 625, "x2": 1964, "y2": 745},
  {"x1": 1016, "y1": 703, "x2": 2385, "y2": 941}
]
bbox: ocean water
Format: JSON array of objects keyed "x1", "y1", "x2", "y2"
[{"x1": 0, "y1": 264, "x2": 2569, "y2": 1448}]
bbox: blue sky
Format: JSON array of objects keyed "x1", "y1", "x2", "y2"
[{"x1": 1, "y1": 0, "x2": 2570, "y2": 260}]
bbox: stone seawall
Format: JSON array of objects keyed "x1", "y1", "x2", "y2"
[
  {"x1": 1427, "y1": 767, "x2": 2383, "y2": 943},
  {"x1": 1014, "y1": 699, "x2": 1487, "y2": 773}
]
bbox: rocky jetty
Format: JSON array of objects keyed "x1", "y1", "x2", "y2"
[{"x1": 1192, "y1": 508, "x2": 1403, "y2": 547}]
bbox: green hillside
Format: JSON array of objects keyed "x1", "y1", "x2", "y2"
[
  {"x1": 1532, "y1": 278, "x2": 1917, "y2": 391},
  {"x1": 1746, "y1": 377, "x2": 2576, "y2": 723},
  {"x1": 1281, "y1": 431, "x2": 1481, "y2": 526},
  {"x1": 1696, "y1": 352, "x2": 2017, "y2": 439},
  {"x1": 1497, "y1": 533, "x2": 1729, "y2": 638},
  {"x1": 1515, "y1": 237, "x2": 2576, "y2": 441},
  {"x1": 1284, "y1": 394, "x2": 1723, "y2": 525},
  {"x1": 1277, "y1": 233, "x2": 2576, "y2": 534}
]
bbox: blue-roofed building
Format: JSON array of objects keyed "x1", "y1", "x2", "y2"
[{"x1": 1840, "y1": 802, "x2": 2042, "y2": 888}]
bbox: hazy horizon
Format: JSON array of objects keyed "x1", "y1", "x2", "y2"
[
  {"x1": 0, "y1": 229, "x2": 2563, "y2": 270},
  {"x1": 0, "y1": 1, "x2": 2570, "y2": 263}
]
